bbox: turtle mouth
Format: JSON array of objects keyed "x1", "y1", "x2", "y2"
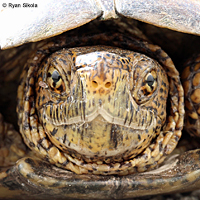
[{"x1": 43, "y1": 100, "x2": 155, "y2": 130}]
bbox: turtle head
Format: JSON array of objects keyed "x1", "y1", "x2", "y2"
[{"x1": 35, "y1": 46, "x2": 169, "y2": 163}]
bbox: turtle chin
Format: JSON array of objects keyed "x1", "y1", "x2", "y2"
[{"x1": 42, "y1": 111, "x2": 157, "y2": 163}]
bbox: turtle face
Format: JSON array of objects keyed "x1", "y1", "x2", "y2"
[{"x1": 35, "y1": 46, "x2": 168, "y2": 163}]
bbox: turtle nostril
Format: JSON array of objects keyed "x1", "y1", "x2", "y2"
[
  {"x1": 105, "y1": 82, "x2": 111, "y2": 88},
  {"x1": 92, "y1": 80, "x2": 98, "y2": 88}
]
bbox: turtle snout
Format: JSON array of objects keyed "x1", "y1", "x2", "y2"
[
  {"x1": 88, "y1": 76, "x2": 113, "y2": 95},
  {"x1": 78, "y1": 66, "x2": 114, "y2": 95}
]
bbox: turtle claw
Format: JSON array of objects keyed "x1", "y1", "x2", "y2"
[{"x1": 1, "y1": 149, "x2": 200, "y2": 199}]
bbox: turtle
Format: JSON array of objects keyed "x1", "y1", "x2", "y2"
[{"x1": 1, "y1": 0, "x2": 200, "y2": 199}]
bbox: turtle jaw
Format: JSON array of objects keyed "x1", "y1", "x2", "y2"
[
  {"x1": 43, "y1": 94, "x2": 154, "y2": 130},
  {"x1": 41, "y1": 107, "x2": 157, "y2": 163}
]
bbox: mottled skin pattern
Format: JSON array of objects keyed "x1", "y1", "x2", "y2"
[
  {"x1": 182, "y1": 54, "x2": 200, "y2": 137},
  {"x1": 16, "y1": 32, "x2": 184, "y2": 175},
  {"x1": 33, "y1": 46, "x2": 168, "y2": 174}
]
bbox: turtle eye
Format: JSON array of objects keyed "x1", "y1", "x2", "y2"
[
  {"x1": 146, "y1": 73, "x2": 154, "y2": 87},
  {"x1": 52, "y1": 70, "x2": 61, "y2": 83},
  {"x1": 133, "y1": 69, "x2": 158, "y2": 104},
  {"x1": 143, "y1": 71, "x2": 157, "y2": 95},
  {"x1": 47, "y1": 67, "x2": 66, "y2": 94}
]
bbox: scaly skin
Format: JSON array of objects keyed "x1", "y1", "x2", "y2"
[
  {"x1": 33, "y1": 46, "x2": 168, "y2": 174},
  {"x1": 16, "y1": 32, "x2": 184, "y2": 175},
  {"x1": 182, "y1": 54, "x2": 200, "y2": 137}
]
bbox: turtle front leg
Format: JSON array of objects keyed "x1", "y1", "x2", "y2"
[{"x1": 0, "y1": 113, "x2": 26, "y2": 170}]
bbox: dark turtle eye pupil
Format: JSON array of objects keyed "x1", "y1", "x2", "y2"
[
  {"x1": 52, "y1": 70, "x2": 61, "y2": 83},
  {"x1": 146, "y1": 74, "x2": 154, "y2": 87}
]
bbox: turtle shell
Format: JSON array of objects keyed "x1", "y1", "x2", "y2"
[
  {"x1": 1, "y1": 0, "x2": 200, "y2": 199},
  {"x1": 1, "y1": 0, "x2": 200, "y2": 49}
]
